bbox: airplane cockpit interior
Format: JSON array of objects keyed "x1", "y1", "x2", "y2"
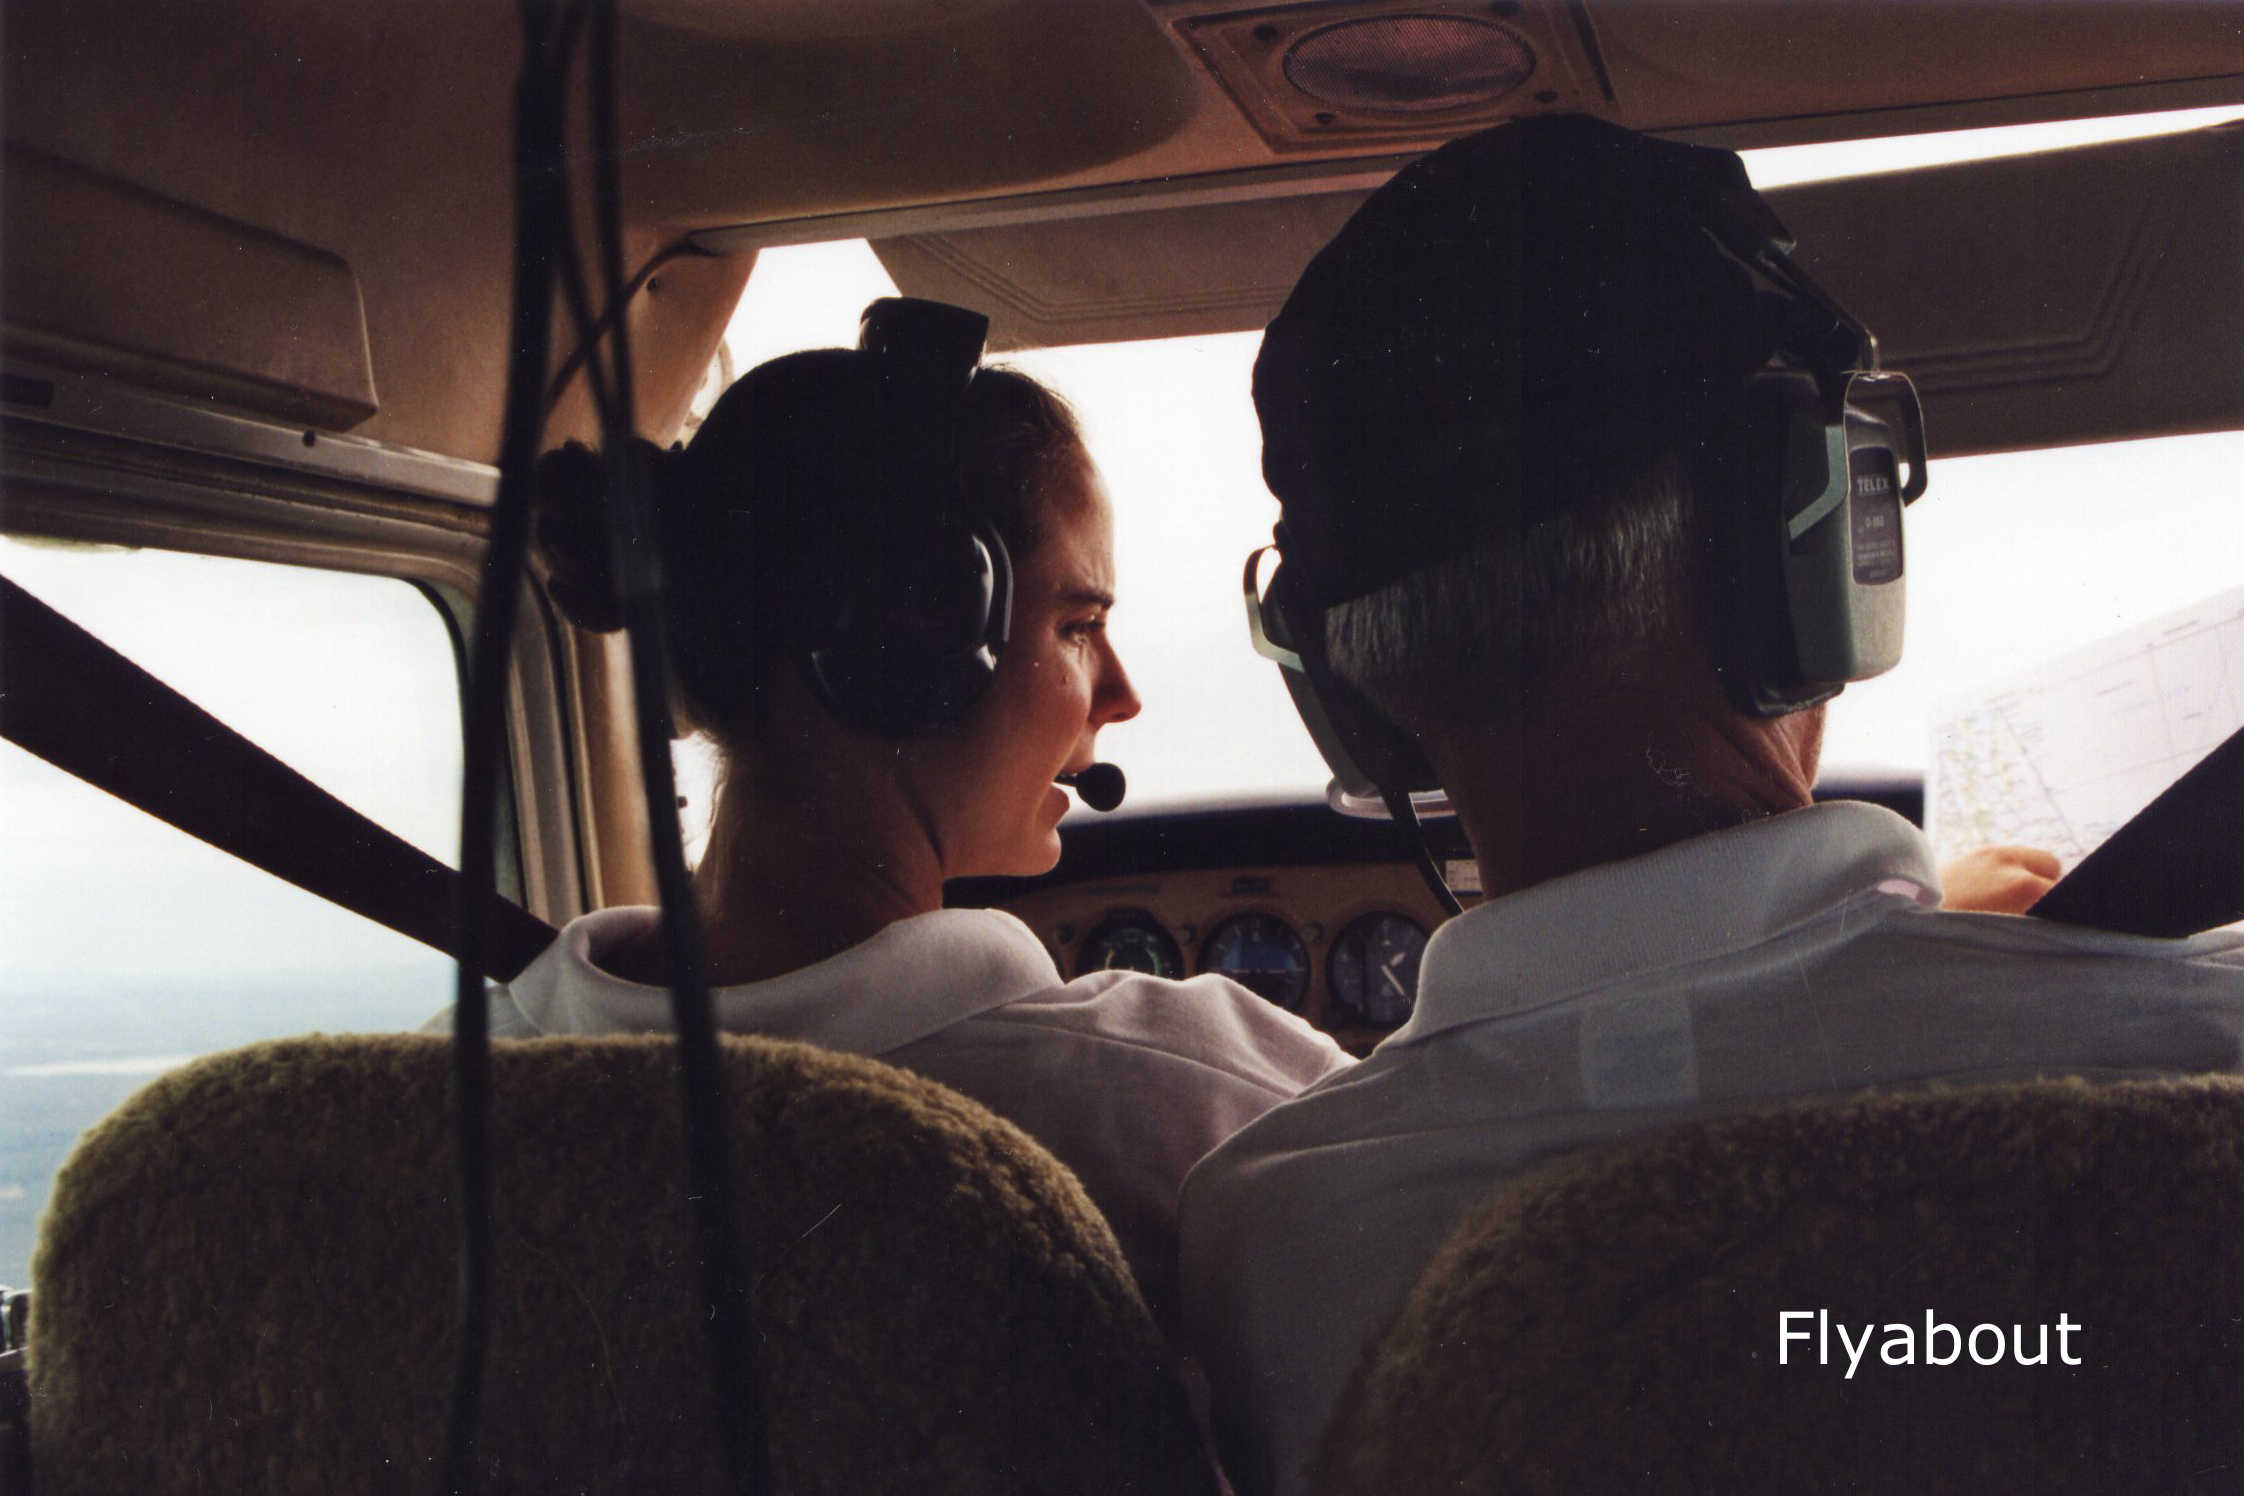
[{"x1": 3, "y1": 2, "x2": 2244, "y2": 1491}]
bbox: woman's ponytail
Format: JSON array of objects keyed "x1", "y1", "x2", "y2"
[{"x1": 532, "y1": 438, "x2": 679, "y2": 635}]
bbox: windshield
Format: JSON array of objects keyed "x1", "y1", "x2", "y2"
[{"x1": 682, "y1": 106, "x2": 2244, "y2": 822}]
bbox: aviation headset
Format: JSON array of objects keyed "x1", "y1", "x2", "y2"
[
  {"x1": 790, "y1": 296, "x2": 1015, "y2": 740},
  {"x1": 1247, "y1": 117, "x2": 1927, "y2": 828}
]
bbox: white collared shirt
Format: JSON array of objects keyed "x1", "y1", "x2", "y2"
[
  {"x1": 1178, "y1": 801, "x2": 2244, "y2": 1496},
  {"x1": 432, "y1": 904, "x2": 1351, "y2": 1327}
]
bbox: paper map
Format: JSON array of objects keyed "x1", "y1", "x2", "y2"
[{"x1": 1928, "y1": 585, "x2": 2244, "y2": 873}]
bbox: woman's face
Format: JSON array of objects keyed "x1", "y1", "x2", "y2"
[{"x1": 920, "y1": 453, "x2": 1141, "y2": 878}]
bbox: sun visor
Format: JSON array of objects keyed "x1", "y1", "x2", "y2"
[
  {"x1": 877, "y1": 188, "x2": 1371, "y2": 353},
  {"x1": 0, "y1": 147, "x2": 378, "y2": 431},
  {"x1": 618, "y1": 0, "x2": 1199, "y2": 228},
  {"x1": 873, "y1": 121, "x2": 2244, "y2": 457},
  {"x1": 1775, "y1": 122, "x2": 2244, "y2": 456}
]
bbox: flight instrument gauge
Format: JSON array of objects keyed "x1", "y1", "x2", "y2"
[
  {"x1": 1328, "y1": 913, "x2": 1428, "y2": 1027},
  {"x1": 1077, "y1": 909, "x2": 1183, "y2": 980},
  {"x1": 1200, "y1": 913, "x2": 1311, "y2": 1011}
]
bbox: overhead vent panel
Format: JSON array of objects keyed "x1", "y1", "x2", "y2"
[
  {"x1": 1174, "y1": 1, "x2": 1612, "y2": 152},
  {"x1": 1161, "y1": 0, "x2": 2242, "y2": 155},
  {"x1": 1281, "y1": 15, "x2": 1535, "y2": 112}
]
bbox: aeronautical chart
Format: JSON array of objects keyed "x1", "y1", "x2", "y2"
[{"x1": 1928, "y1": 584, "x2": 2244, "y2": 873}]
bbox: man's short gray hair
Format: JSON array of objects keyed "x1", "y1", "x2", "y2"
[{"x1": 1323, "y1": 452, "x2": 1699, "y2": 734}]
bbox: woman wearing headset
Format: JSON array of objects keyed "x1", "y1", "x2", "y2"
[{"x1": 459, "y1": 301, "x2": 1351, "y2": 1329}]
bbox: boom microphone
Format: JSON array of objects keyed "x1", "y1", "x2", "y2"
[{"x1": 1057, "y1": 762, "x2": 1126, "y2": 812}]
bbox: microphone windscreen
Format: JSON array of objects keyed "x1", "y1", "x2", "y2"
[{"x1": 1067, "y1": 762, "x2": 1126, "y2": 812}]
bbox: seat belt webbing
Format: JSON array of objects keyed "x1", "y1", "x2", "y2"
[{"x1": 0, "y1": 573, "x2": 558, "y2": 981}]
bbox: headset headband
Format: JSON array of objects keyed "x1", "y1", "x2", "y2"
[
  {"x1": 860, "y1": 296, "x2": 988, "y2": 397},
  {"x1": 797, "y1": 297, "x2": 1015, "y2": 739}
]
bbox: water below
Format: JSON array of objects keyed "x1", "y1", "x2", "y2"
[{"x1": 0, "y1": 963, "x2": 450, "y2": 1288}]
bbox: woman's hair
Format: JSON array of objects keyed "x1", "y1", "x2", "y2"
[{"x1": 535, "y1": 349, "x2": 1084, "y2": 745}]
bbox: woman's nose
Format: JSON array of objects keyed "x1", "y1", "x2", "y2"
[{"x1": 1095, "y1": 641, "x2": 1142, "y2": 726}]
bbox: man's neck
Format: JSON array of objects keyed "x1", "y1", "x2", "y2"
[{"x1": 1433, "y1": 688, "x2": 1822, "y2": 902}]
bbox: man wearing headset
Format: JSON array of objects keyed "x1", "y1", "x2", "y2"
[{"x1": 1177, "y1": 115, "x2": 2244, "y2": 1496}]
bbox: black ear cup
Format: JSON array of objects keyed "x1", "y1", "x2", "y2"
[
  {"x1": 1703, "y1": 367, "x2": 1922, "y2": 718},
  {"x1": 799, "y1": 515, "x2": 1012, "y2": 740},
  {"x1": 1701, "y1": 369, "x2": 1840, "y2": 718},
  {"x1": 784, "y1": 298, "x2": 1013, "y2": 740}
]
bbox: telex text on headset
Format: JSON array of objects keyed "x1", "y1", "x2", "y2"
[{"x1": 1242, "y1": 113, "x2": 1926, "y2": 909}]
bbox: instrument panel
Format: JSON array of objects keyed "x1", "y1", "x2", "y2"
[
  {"x1": 956, "y1": 781, "x2": 1919, "y2": 1053},
  {"x1": 994, "y1": 860, "x2": 1473, "y2": 1053}
]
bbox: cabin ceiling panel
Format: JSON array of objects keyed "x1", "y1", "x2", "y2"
[
  {"x1": 701, "y1": 1, "x2": 2244, "y2": 248},
  {"x1": 1592, "y1": 0, "x2": 2244, "y2": 131},
  {"x1": 6, "y1": 0, "x2": 2240, "y2": 464},
  {"x1": 1, "y1": 0, "x2": 755, "y2": 462},
  {"x1": 619, "y1": 0, "x2": 1019, "y2": 41},
  {"x1": 2, "y1": 0, "x2": 522, "y2": 459},
  {"x1": 614, "y1": 0, "x2": 1201, "y2": 227},
  {"x1": 877, "y1": 123, "x2": 2244, "y2": 457}
]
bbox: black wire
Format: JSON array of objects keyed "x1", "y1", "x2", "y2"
[
  {"x1": 551, "y1": 0, "x2": 592, "y2": 66},
  {"x1": 442, "y1": 3, "x2": 574, "y2": 1491},
  {"x1": 1382, "y1": 783, "x2": 1464, "y2": 919},
  {"x1": 544, "y1": 239, "x2": 702, "y2": 415},
  {"x1": 444, "y1": 5, "x2": 759, "y2": 1486},
  {"x1": 1275, "y1": 556, "x2": 1463, "y2": 923},
  {"x1": 551, "y1": 218, "x2": 616, "y2": 425},
  {"x1": 585, "y1": 3, "x2": 768, "y2": 1490}
]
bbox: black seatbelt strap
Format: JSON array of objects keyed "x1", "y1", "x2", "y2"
[
  {"x1": 2029, "y1": 722, "x2": 2244, "y2": 939},
  {"x1": 0, "y1": 573, "x2": 559, "y2": 980}
]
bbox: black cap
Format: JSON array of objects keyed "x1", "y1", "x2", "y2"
[{"x1": 1254, "y1": 114, "x2": 1792, "y2": 609}]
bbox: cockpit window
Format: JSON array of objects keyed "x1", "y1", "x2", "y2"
[
  {"x1": 1822, "y1": 434, "x2": 2244, "y2": 774},
  {"x1": 0, "y1": 539, "x2": 464, "y2": 1286},
  {"x1": 998, "y1": 345, "x2": 2244, "y2": 793},
  {"x1": 693, "y1": 105, "x2": 2244, "y2": 815}
]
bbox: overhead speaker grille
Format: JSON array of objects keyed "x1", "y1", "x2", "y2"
[
  {"x1": 1176, "y1": 2, "x2": 1602, "y2": 154},
  {"x1": 1283, "y1": 15, "x2": 1535, "y2": 114}
]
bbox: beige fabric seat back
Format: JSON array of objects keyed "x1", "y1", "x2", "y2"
[
  {"x1": 1318, "y1": 1077, "x2": 2244, "y2": 1496},
  {"x1": 28, "y1": 1033, "x2": 1217, "y2": 1495}
]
